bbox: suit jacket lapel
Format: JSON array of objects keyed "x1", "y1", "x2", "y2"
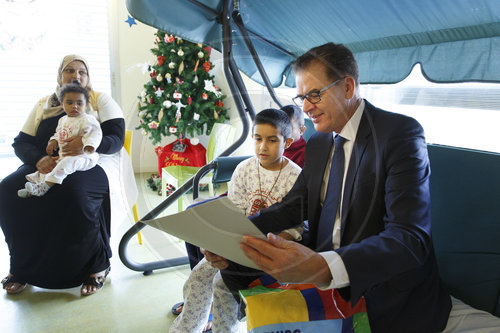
[{"x1": 340, "y1": 103, "x2": 373, "y2": 241}]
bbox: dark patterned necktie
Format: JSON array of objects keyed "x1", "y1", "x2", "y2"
[{"x1": 316, "y1": 135, "x2": 346, "y2": 251}]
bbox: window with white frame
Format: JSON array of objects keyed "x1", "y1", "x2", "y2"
[
  {"x1": 276, "y1": 64, "x2": 500, "y2": 154},
  {"x1": 360, "y1": 64, "x2": 500, "y2": 154},
  {"x1": 0, "y1": 0, "x2": 111, "y2": 179}
]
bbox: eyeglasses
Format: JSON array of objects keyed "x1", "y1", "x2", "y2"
[{"x1": 292, "y1": 77, "x2": 345, "y2": 107}]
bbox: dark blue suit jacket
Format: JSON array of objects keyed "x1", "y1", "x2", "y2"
[{"x1": 250, "y1": 101, "x2": 451, "y2": 332}]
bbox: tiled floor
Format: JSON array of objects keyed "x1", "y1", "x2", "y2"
[{"x1": 0, "y1": 173, "x2": 197, "y2": 333}]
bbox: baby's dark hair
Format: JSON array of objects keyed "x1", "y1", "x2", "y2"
[
  {"x1": 281, "y1": 104, "x2": 305, "y2": 127},
  {"x1": 59, "y1": 81, "x2": 90, "y2": 104},
  {"x1": 253, "y1": 108, "x2": 292, "y2": 139}
]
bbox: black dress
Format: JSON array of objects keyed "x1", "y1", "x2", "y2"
[{"x1": 0, "y1": 113, "x2": 124, "y2": 289}]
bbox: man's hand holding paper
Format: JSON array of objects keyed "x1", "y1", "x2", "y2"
[{"x1": 240, "y1": 233, "x2": 332, "y2": 285}]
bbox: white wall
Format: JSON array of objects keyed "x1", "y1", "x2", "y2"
[{"x1": 108, "y1": 1, "x2": 284, "y2": 173}]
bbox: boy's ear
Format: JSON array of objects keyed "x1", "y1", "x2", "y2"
[
  {"x1": 299, "y1": 125, "x2": 306, "y2": 135},
  {"x1": 285, "y1": 137, "x2": 294, "y2": 149}
]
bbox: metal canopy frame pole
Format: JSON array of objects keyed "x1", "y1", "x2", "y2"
[
  {"x1": 223, "y1": 1, "x2": 256, "y2": 119},
  {"x1": 118, "y1": 0, "x2": 255, "y2": 274}
]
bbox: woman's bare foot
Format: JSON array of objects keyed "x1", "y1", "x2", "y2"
[
  {"x1": 1, "y1": 274, "x2": 27, "y2": 295},
  {"x1": 80, "y1": 267, "x2": 110, "y2": 296}
]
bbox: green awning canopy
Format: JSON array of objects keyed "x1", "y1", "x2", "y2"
[{"x1": 127, "y1": 0, "x2": 500, "y2": 86}]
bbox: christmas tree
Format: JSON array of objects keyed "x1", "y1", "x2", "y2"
[{"x1": 137, "y1": 30, "x2": 229, "y2": 145}]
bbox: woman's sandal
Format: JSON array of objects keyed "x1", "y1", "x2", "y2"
[
  {"x1": 2, "y1": 275, "x2": 27, "y2": 295},
  {"x1": 80, "y1": 267, "x2": 110, "y2": 296}
]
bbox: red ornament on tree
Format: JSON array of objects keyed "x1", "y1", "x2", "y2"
[
  {"x1": 202, "y1": 93, "x2": 208, "y2": 100},
  {"x1": 203, "y1": 61, "x2": 211, "y2": 73},
  {"x1": 150, "y1": 97, "x2": 154, "y2": 104},
  {"x1": 215, "y1": 101, "x2": 224, "y2": 108},
  {"x1": 157, "y1": 55, "x2": 166, "y2": 66},
  {"x1": 187, "y1": 96, "x2": 192, "y2": 105},
  {"x1": 164, "y1": 34, "x2": 175, "y2": 43}
]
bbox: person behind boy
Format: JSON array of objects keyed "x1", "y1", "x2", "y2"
[
  {"x1": 281, "y1": 104, "x2": 306, "y2": 168},
  {"x1": 18, "y1": 83, "x2": 102, "y2": 198},
  {"x1": 169, "y1": 108, "x2": 302, "y2": 333}
]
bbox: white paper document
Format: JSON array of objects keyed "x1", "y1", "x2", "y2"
[{"x1": 143, "y1": 197, "x2": 266, "y2": 269}]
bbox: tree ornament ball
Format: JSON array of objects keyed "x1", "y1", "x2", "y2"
[
  {"x1": 178, "y1": 49, "x2": 184, "y2": 56},
  {"x1": 198, "y1": 51, "x2": 204, "y2": 58},
  {"x1": 168, "y1": 62, "x2": 176, "y2": 69},
  {"x1": 163, "y1": 100, "x2": 172, "y2": 108},
  {"x1": 190, "y1": 137, "x2": 200, "y2": 145},
  {"x1": 169, "y1": 126, "x2": 177, "y2": 134}
]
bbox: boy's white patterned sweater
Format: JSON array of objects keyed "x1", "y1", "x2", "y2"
[{"x1": 228, "y1": 156, "x2": 303, "y2": 239}]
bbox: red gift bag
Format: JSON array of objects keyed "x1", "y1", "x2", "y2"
[{"x1": 155, "y1": 139, "x2": 207, "y2": 175}]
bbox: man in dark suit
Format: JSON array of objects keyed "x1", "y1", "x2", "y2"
[{"x1": 204, "y1": 42, "x2": 451, "y2": 332}]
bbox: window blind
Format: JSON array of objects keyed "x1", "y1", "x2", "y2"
[{"x1": 0, "y1": 0, "x2": 111, "y2": 174}]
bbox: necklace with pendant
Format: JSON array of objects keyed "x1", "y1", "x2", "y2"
[{"x1": 257, "y1": 157, "x2": 284, "y2": 210}]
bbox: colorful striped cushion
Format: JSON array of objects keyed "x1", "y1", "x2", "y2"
[{"x1": 240, "y1": 276, "x2": 371, "y2": 332}]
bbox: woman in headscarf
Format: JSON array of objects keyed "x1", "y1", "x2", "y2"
[{"x1": 0, "y1": 54, "x2": 136, "y2": 296}]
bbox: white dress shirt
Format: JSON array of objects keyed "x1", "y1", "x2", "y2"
[{"x1": 317, "y1": 100, "x2": 365, "y2": 290}]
